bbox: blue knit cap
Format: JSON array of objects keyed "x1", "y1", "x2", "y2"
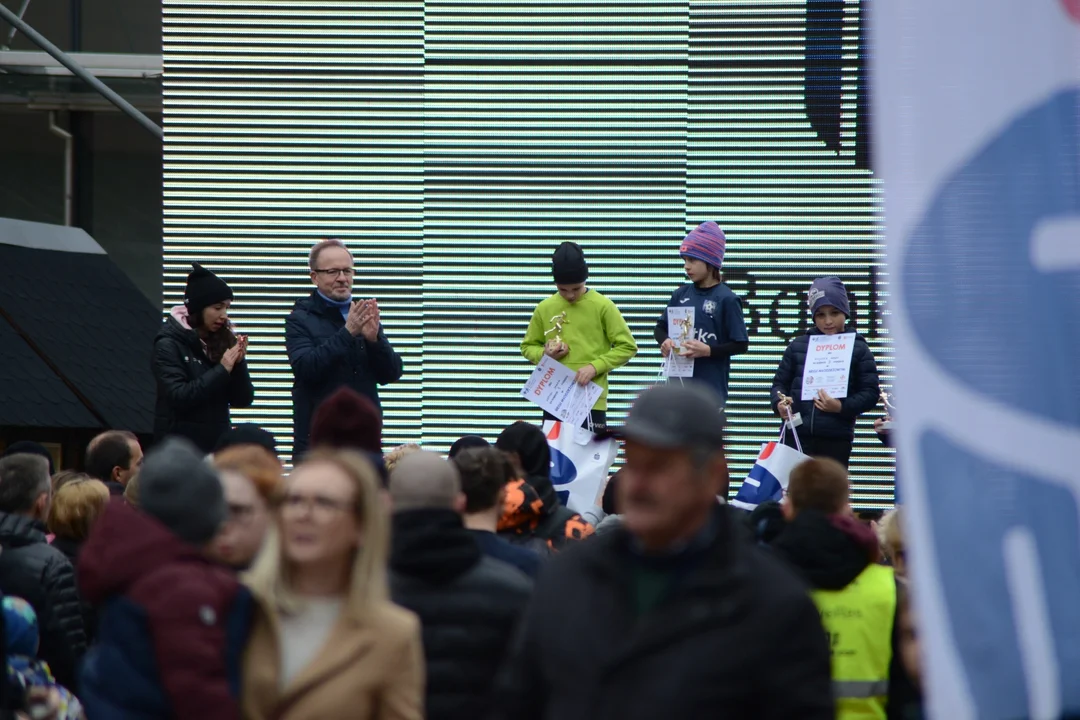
[{"x1": 808, "y1": 276, "x2": 850, "y2": 317}]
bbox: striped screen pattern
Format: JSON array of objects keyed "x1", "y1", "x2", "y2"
[{"x1": 163, "y1": 0, "x2": 894, "y2": 507}]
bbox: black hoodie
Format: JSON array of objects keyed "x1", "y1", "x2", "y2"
[
  {"x1": 771, "y1": 510, "x2": 878, "y2": 590},
  {"x1": 390, "y1": 509, "x2": 532, "y2": 720},
  {"x1": 495, "y1": 421, "x2": 560, "y2": 510}
]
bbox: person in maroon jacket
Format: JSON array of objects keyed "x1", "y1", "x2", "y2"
[{"x1": 77, "y1": 437, "x2": 251, "y2": 719}]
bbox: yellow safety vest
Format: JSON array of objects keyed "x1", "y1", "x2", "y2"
[{"x1": 811, "y1": 563, "x2": 895, "y2": 720}]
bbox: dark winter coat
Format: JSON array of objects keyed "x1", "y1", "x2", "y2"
[
  {"x1": 152, "y1": 311, "x2": 254, "y2": 453},
  {"x1": 284, "y1": 291, "x2": 404, "y2": 458},
  {"x1": 0, "y1": 513, "x2": 86, "y2": 690},
  {"x1": 469, "y1": 529, "x2": 542, "y2": 579},
  {"x1": 49, "y1": 535, "x2": 98, "y2": 644},
  {"x1": 769, "y1": 510, "x2": 919, "y2": 720},
  {"x1": 770, "y1": 326, "x2": 880, "y2": 440},
  {"x1": 77, "y1": 500, "x2": 251, "y2": 720},
  {"x1": 49, "y1": 535, "x2": 81, "y2": 568},
  {"x1": 492, "y1": 505, "x2": 834, "y2": 720},
  {"x1": 390, "y1": 509, "x2": 532, "y2": 720}
]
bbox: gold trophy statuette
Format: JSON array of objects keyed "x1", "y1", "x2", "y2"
[
  {"x1": 879, "y1": 389, "x2": 896, "y2": 430},
  {"x1": 545, "y1": 311, "x2": 569, "y2": 350},
  {"x1": 674, "y1": 314, "x2": 694, "y2": 352}
]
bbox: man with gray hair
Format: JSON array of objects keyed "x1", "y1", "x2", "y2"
[
  {"x1": 285, "y1": 238, "x2": 404, "y2": 460},
  {"x1": 388, "y1": 451, "x2": 532, "y2": 720},
  {"x1": 0, "y1": 453, "x2": 86, "y2": 689},
  {"x1": 493, "y1": 381, "x2": 834, "y2": 720}
]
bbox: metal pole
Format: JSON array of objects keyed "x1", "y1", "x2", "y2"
[
  {"x1": 47, "y1": 111, "x2": 73, "y2": 226},
  {"x1": 0, "y1": 3, "x2": 163, "y2": 139},
  {"x1": 2, "y1": 0, "x2": 31, "y2": 48}
]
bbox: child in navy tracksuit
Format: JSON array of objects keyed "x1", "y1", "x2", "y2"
[
  {"x1": 771, "y1": 277, "x2": 880, "y2": 468},
  {"x1": 654, "y1": 221, "x2": 749, "y2": 407}
]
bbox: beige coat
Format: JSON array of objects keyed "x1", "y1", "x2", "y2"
[{"x1": 241, "y1": 593, "x2": 424, "y2": 720}]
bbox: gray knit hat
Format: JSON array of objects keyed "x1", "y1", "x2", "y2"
[{"x1": 140, "y1": 437, "x2": 227, "y2": 546}]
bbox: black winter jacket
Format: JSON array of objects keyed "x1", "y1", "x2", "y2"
[
  {"x1": 50, "y1": 535, "x2": 98, "y2": 645},
  {"x1": 152, "y1": 314, "x2": 254, "y2": 453},
  {"x1": 285, "y1": 292, "x2": 404, "y2": 458},
  {"x1": 771, "y1": 326, "x2": 880, "y2": 440},
  {"x1": 0, "y1": 513, "x2": 86, "y2": 690},
  {"x1": 492, "y1": 506, "x2": 834, "y2": 720},
  {"x1": 390, "y1": 509, "x2": 532, "y2": 720}
]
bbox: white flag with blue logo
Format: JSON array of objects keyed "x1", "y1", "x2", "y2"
[{"x1": 874, "y1": 2, "x2": 1080, "y2": 718}]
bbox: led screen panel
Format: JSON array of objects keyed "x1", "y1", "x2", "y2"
[{"x1": 163, "y1": 0, "x2": 893, "y2": 506}]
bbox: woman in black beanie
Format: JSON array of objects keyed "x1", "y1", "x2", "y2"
[{"x1": 151, "y1": 263, "x2": 254, "y2": 453}]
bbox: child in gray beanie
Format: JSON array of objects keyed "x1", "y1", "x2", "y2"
[{"x1": 139, "y1": 437, "x2": 228, "y2": 546}]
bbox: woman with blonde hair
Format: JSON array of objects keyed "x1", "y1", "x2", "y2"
[
  {"x1": 47, "y1": 478, "x2": 110, "y2": 567},
  {"x1": 242, "y1": 449, "x2": 424, "y2": 720},
  {"x1": 50, "y1": 470, "x2": 89, "y2": 495},
  {"x1": 47, "y1": 477, "x2": 110, "y2": 644},
  {"x1": 210, "y1": 444, "x2": 283, "y2": 570}
]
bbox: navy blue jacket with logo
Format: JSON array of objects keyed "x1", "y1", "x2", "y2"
[
  {"x1": 653, "y1": 283, "x2": 749, "y2": 405},
  {"x1": 770, "y1": 326, "x2": 880, "y2": 440},
  {"x1": 285, "y1": 291, "x2": 404, "y2": 458},
  {"x1": 152, "y1": 312, "x2": 254, "y2": 453}
]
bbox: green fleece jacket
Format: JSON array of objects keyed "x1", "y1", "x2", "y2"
[{"x1": 520, "y1": 289, "x2": 638, "y2": 411}]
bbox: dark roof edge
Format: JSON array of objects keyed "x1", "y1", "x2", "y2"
[{"x1": 0, "y1": 305, "x2": 109, "y2": 428}]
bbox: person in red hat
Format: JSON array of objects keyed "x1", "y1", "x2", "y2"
[{"x1": 307, "y1": 387, "x2": 389, "y2": 485}]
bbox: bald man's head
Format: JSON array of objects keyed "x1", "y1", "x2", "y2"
[
  {"x1": 85, "y1": 430, "x2": 142, "y2": 485},
  {"x1": 388, "y1": 451, "x2": 463, "y2": 513}
]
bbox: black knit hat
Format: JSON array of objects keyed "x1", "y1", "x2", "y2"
[
  {"x1": 184, "y1": 263, "x2": 233, "y2": 319},
  {"x1": 552, "y1": 242, "x2": 588, "y2": 285}
]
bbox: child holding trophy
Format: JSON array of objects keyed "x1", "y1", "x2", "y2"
[
  {"x1": 771, "y1": 276, "x2": 880, "y2": 468},
  {"x1": 521, "y1": 242, "x2": 637, "y2": 431},
  {"x1": 653, "y1": 221, "x2": 749, "y2": 406}
]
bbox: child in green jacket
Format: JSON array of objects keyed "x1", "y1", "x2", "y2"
[{"x1": 521, "y1": 242, "x2": 638, "y2": 431}]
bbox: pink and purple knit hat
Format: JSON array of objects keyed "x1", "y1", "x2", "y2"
[{"x1": 679, "y1": 222, "x2": 727, "y2": 270}]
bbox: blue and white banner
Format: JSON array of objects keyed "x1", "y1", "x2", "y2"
[
  {"x1": 543, "y1": 421, "x2": 617, "y2": 524},
  {"x1": 731, "y1": 440, "x2": 809, "y2": 511},
  {"x1": 874, "y1": 2, "x2": 1080, "y2": 718}
]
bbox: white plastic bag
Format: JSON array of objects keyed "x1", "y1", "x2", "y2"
[{"x1": 543, "y1": 420, "x2": 617, "y2": 519}]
